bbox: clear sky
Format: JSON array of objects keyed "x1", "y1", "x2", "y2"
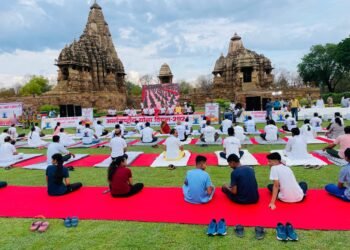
[{"x1": 0, "y1": 0, "x2": 349, "y2": 87}]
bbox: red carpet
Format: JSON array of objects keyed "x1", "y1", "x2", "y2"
[
  {"x1": 252, "y1": 153, "x2": 269, "y2": 165},
  {"x1": 250, "y1": 138, "x2": 259, "y2": 145},
  {"x1": 128, "y1": 139, "x2": 139, "y2": 145},
  {"x1": 69, "y1": 155, "x2": 109, "y2": 167},
  {"x1": 0, "y1": 186, "x2": 349, "y2": 230},
  {"x1": 189, "y1": 139, "x2": 198, "y2": 145},
  {"x1": 129, "y1": 154, "x2": 158, "y2": 167},
  {"x1": 316, "y1": 136, "x2": 334, "y2": 144},
  {"x1": 188, "y1": 153, "x2": 218, "y2": 166}
]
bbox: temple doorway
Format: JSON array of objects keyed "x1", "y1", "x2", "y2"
[{"x1": 246, "y1": 96, "x2": 261, "y2": 111}]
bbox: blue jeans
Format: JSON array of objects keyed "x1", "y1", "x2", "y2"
[
  {"x1": 325, "y1": 184, "x2": 350, "y2": 202},
  {"x1": 291, "y1": 108, "x2": 298, "y2": 121}
]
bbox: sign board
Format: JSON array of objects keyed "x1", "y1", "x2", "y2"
[
  {"x1": 205, "y1": 103, "x2": 220, "y2": 124},
  {"x1": 0, "y1": 102, "x2": 23, "y2": 126},
  {"x1": 41, "y1": 108, "x2": 94, "y2": 129}
]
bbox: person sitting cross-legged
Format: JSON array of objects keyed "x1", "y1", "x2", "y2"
[
  {"x1": 221, "y1": 154, "x2": 259, "y2": 204},
  {"x1": 266, "y1": 152, "x2": 308, "y2": 210},
  {"x1": 220, "y1": 127, "x2": 244, "y2": 159},
  {"x1": 164, "y1": 128, "x2": 185, "y2": 160},
  {"x1": 47, "y1": 135, "x2": 75, "y2": 165},
  {"x1": 46, "y1": 153, "x2": 82, "y2": 196},
  {"x1": 282, "y1": 114, "x2": 297, "y2": 132},
  {"x1": 200, "y1": 120, "x2": 219, "y2": 143},
  {"x1": 284, "y1": 128, "x2": 310, "y2": 160},
  {"x1": 82, "y1": 123, "x2": 100, "y2": 145},
  {"x1": 0, "y1": 136, "x2": 22, "y2": 163},
  {"x1": 141, "y1": 122, "x2": 157, "y2": 143},
  {"x1": 108, "y1": 156, "x2": 144, "y2": 197},
  {"x1": 325, "y1": 148, "x2": 350, "y2": 202},
  {"x1": 244, "y1": 116, "x2": 257, "y2": 133},
  {"x1": 110, "y1": 129, "x2": 128, "y2": 160},
  {"x1": 323, "y1": 126, "x2": 350, "y2": 159},
  {"x1": 175, "y1": 121, "x2": 188, "y2": 142},
  {"x1": 260, "y1": 119, "x2": 278, "y2": 141},
  {"x1": 182, "y1": 155, "x2": 215, "y2": 204}
]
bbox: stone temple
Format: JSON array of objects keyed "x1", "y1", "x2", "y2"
[
  {"x1": 44, "y1": 1, "x2": 127, "y2": 113},
  {"x1": 158, "y1": 63, "x2": 173, "y2": 84}
]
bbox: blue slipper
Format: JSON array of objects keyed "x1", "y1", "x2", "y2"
[
  {"x1": 64, "y1": 217, "x2": 72, "y2": 228},
  {"x1": 71, "y1": 217, "x2": 79, "y2": 227}
]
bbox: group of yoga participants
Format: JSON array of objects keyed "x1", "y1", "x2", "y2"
[{"x1": 0, "y1": 111, "x2": 349, "y2": 205}]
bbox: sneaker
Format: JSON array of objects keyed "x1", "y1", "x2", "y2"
[
  {"x1": 234, "y1": 224, "x2": 245, "y2": 238},
  {"x1": 286, "y1": 222, "x2": 298, "y2": 241},
  {"x1": 71, "y1": 217, "x2": 79, "y2": 227},
  {"x1": 217, "y1": 219, "x2": 227, "y2": 236},
  {"x1": 276, "y1": 223, "x2": 287, "y2": 241},
  {"x1": 255, "y1": 226, "x2": 265, "y2": 240},
  {"x1": 207, "y1": 219, "x2": 217, "y2": 236},
  {"x1": 64, "y1": 217, "x2": 72, "y2": 228}
]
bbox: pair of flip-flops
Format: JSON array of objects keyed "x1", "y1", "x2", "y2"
[
  {"x1": 64, "y1": 217, "x2": 79, "y2": 227},
  {"x1": 304, "y1": 165, "x2": 323, "y2": 170},
  {"x1": 234, "y1": 225, "x2": 265, "y2": 240},
  {"x1": 30, "y1": 221, "x2": 50, "y2": 233}
]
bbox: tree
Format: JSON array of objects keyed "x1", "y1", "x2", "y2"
[
  {"x1": 125, "y1": 81, "x2": 142, "y2": 96},
  {"x1": 0, "y1": 88, "x2": 16, "y2": 98},
  {"x1": 336, "y1": 37, "x2": 350, "y2": 71},
  {"x1": 298, "y1": 44, "x2": 347, "y2": 92},
  {"x1": 19, "y1": 76, "x2": 51, "y2": 96},
  {"x1": 178, "y1": 80, "x2": 193, "y2": 95},
  {"x1": 196, "y1": 74, "x2": 213, "y2": 92}
]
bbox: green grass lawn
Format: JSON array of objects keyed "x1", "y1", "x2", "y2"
[{"x1": 0, "y1": 120, "x2": 349, "y2": 249}]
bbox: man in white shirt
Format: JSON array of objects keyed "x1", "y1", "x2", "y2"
[
  {"x1": 284, "y1": 128, "x2": 310, "y2": 160},
  {"x1": 8, "y1": 124, "x2": 24, "y2": 140},
  {"x1": 220, "y1": 127, "x2": 243, "y2": 159},
  {"x1": 184, "y1": 117, "x2": 193, "y2": 136},
  {"x1": 118, "y1": 121, "x2": 126, "y2": 136},
  {"x1": 0, "y1": 136, "x2": 21, "y2": 162},
  {"x1": 167, "y1": 106, "x2": 174, "y2": 115},
  {"x1": 58, "y1": 128, "x2": 76, "y2": 147},
  {"x1": 200, "y1": 116, "x2": 207, "y2": 133},
  {"x1": 124, "y1": 107, "x2": 130, "y2": 116},
  {"x1": 260, "y1": 120, "x2": 278, "y2": 141},
  {"x1": 282, "y1": 115, "x2": 297, "y2": 131},
  {"x1": 233, "y1": 124, "x2": 246, "y2": 143},
  {"x1": 149, "y1": 107, "x2": 155, "y2": 116},
  {"x1": 0, "y1": 129, "x2": 10, "y2": 145},
  {"x1": 316, "y1": 96, "x2": 325, "y2": 108},
  {"x1": 164, "y1": 129, "x2": 184, "y2": 160},
  {"x1": 159, "y1": 107, "x2": 166, "y2": 115},
  {"x1": 185, "y1": 106, "x2": 193, "y2": 115},
  {"x1": 110, "y1": 129, "x2": 127, "y2": 160},
  {"x1": 47, "y1": 135, "x2": 75, "y2": 165},
  {"x1": 143, "y1": 107, "x2": 149, "y2": 116},
  {"x1": 82, "y1": 124, "x2": 100, "y2": 145},
  {"x1": 33, "y1": 123, "x2": 44, "y2": 137},
  {"x1": 221, "y1": 116, "x2": 233, "y2": 134},
  {"x1": 229, "y1": 101, "x2": 236, "y2": 111},
  {"x1": 175, "y1": 121, "x2": 187, "y2": 142},
  {"x1": 310, "y1": 113, "x2": 323, "y2": 132},
  {"x1": 76, "y1": 121, "x2": 85, "y2": 138},
  {"x1": 141, "y1": 122, "x2": 157, "y2": 143},
  {"x1": 28, "y1": 127, "x2": 47, "y2": 147},
  {"x1": 200, "y1": 120, "x2": 219, "y2": 143},
  {"x1": 95, "y1": 121, "x2": 108, "y2": 137},
  {"x1": 266, "y1": 152, "x2": 307, "y2": 210},
  {"x1": 244, "y1": 116, "x2": 257, "y2": 133},
  {"x1": 134, "y1": 121, "x2": 144, "y2": 134}
]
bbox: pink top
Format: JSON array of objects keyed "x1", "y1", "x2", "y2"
[
  {"x1": 334, "y1": 134, "x2": 350, "y2": 159},
  {"x1": 53, "y1": 126, "x2": 61, "y2": 136}
]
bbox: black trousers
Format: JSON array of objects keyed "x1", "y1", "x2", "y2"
[
  {"x1": 111, "y1": 154, "x2": 129, "y2": 161},
  {"x1": 180, "y1": 134, "x2": 188, "y2": 142},
  {"x1": 65, "y1": 183, "x2": 83, "y2": 194},
  {"x1": 220, "y1": 151, "x2": 244, "y2": 159},
  {"x1": 0, "y1": 181, "x2": 7, "y2": 189},
  {"x1": 267, "y1": 182, "x2": 308, "y2": 196},
  {"x1": 112, "y1": 183, "x2": 144, "y2": 197},
  {"x1": 221, "y1": 187, "x2": 259, "y2": 204},
  {"x1": 260, "y1": 133, "x2": 279, "y2": 140},
  {"x1": 63, "y1": 154, "x2": 72, "y2": 162}
]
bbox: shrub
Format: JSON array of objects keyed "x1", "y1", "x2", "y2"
[
  {"x1": 214, "y1": 98, "x2": 230, "y2": 110},
  {"x1": 40, "y1": 104, "x2": 59, "y2": 113}
]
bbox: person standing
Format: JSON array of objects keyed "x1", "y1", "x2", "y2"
[
  {"x1": 265, "y1": 99, "x2": 273, "y2": 120},
  {"x1": 316, "y1": 96, "x2": 325, "y2": 108},
  {"x1": 290, "y1": 98, "x2": 300, "y2": 121},
  {"x1": 273, "y1": 99, "x2": 281, "y2": 111},
  {"x1": 221, "y1": 154, "x2": 259, "y2": 204}
]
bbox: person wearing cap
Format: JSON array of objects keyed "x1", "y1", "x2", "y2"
[{"x1": 221, "y1": 154, "x2": 259, "y2": 204}]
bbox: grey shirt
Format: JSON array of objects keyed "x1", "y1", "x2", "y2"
[
  {"x1": 328, "y1": 123, "x2": 344, "y2": 139},
  {"x1": 339, "y1": 164, "x2": 350, "y2": 199}
]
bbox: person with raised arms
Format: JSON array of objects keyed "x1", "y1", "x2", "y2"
[
  {"x1": 221, "y1": 154, "x2": 259, "y2": 204},
  {"x1": 46, "y1": 153, "x2": 82, "y2": 196},
  {"x1": 183, "y1": 155, "x2": 215, "y2": 204},
  {"x1": 164, "y1": 128, "x2": 185, "y2": 161},
  {"x1": 47, "y1": 135, "x2": 75, "y2": 165},
  {"x1": 220, "y1": 127, "x2": 243, "y2": 159},
  {"x1": 108, "y1": 155, "x2": 144, "y2": 197},
  {"x1": 266, "y1": 152, "x2": 307, "y2": 210},
  {"x1": 325, "y1": 148, "x2": 350, "y2": 202},
  {"x1": 141, "y1": 122, "x2": 157, "y2": 143},
  {"x1": 260, "y1": 119, "x2": 278, "y2": 141}
]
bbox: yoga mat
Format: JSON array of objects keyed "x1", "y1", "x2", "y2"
[
  {"x1": 271, "y1": 150, "x2": 328, "y2": 166},
  {"x1": 313, "y1": 150, "x2": 347, "y2": 166},
  {"x1": 0, "y1": 154, "x2": 43, "y2": 168},
  {"x1": 215, "y1": 150, "x2": 259, "y2": 166},
  {"x1": 252, "y1": 153, "x2": 269, "y2": 165},
  {"x1": 0, "y1": 186, "x2": 349, "y2": 230},
  {"x1": 187, "y1": 153, "x2": 218, "y2": 166},
  {"x1": 195, "y1": 138, "x2": 223, "y2": 145},
  {"x1": 129, "y1": 154, "x2": 158, "y2": 167},
  {"x1": 189, "y1": 139, "x2": 198, "y2": 145},
  {"x1": 150, "y1": 151, "x2": 191, "y2": 167},
  {"x1": 133, "y1": 138, "x2": 163, "y2": 146},
  {"x1": 69, "y1": 155, "x2": 110, "y2": 167},
  {"x1": 22, "y1": 154, "x2": 89, "y2": 170},
  {"x1": 241, "y1": 139, "x2": 253, "y2": 145},
  {"x1": 15, "y1": 155, "x2": 47, "y2": 167},
  {"x1": 254, "y1": 137, "x2": 287, "y2": 145},
  {"x1": 284, "y1": 136, "x2": 326, "y2": 144},
  {"x1": 94, "y1": 152, "x2": 144, "y2": 168},
  {"x1": 68, "y1": 141, "x2": 106, "y2": 148},
  {"x1": 316, "y1": 136, "x2": 335, "y2": 144},
  {"x1": 250, "y1": 138, "x2": 259, "y2": 145}
]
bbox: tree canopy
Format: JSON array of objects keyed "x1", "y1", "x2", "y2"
[
  {"x1": 19, "y1": 76, "x2": 51, "y2": 96},
  {"x1": 125, "y1": 81, "x2": 142, "y2": 96},
  {"x1": 336, "y1": 37, "x2": 350, "y2": 71}
]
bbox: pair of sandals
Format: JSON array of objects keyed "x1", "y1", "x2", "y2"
[
  {"x1": 234, "y1": 225, "x2": 265, "y2": 240},
  {"x1": 30, "y1": 221, "x2": 50, "y2": 233},
  {"x1": 304, "y1": 165, "x2": 323, "y2": 170},
  {"x1": 64, "y1": 217, "x2": 79, "y2": 227}
]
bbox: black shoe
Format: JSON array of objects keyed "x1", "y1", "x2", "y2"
[
  {"x1": 255, "y1": 226, "x2": 265, "y2": 240},
  {"x1": 234, "y1": 224, "x2": 244, "y2": 238}
]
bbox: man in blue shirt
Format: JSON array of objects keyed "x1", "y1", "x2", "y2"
[
  {"x1": 325, "y1": 148, "x2": 350, "y2": 202},
  {"x1": 221, "y1": 154, "x2": 259, "y2": 204},
  {"x1": 183, "y1": 155, "x2": 215, "y2": 204},
  {"x1": 273, "y1": 99, "x2": 281, "y2": 111},
  {"x1": 265, "y1": 99, "x2": 273, "y2": 120}
]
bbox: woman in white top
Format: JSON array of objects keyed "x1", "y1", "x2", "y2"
[
  {"x1": 300, "y1": 119, "x2": 316, "y2": 140},
  {"x1": 76, "y1": 121, "x2": 85, "y2": 138},
  {"x1": 28, "y1": 127, "x2": 47, "y2": 147},
  {"x1": 164, "y1": 129, "x2": 184, "y2": 160},
  {"x1": 326, "y1": 117, "x2": 344, "y2": 139},
  {"x1": 284, "y1": 128, "x2": 310, "y2": 160}
]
